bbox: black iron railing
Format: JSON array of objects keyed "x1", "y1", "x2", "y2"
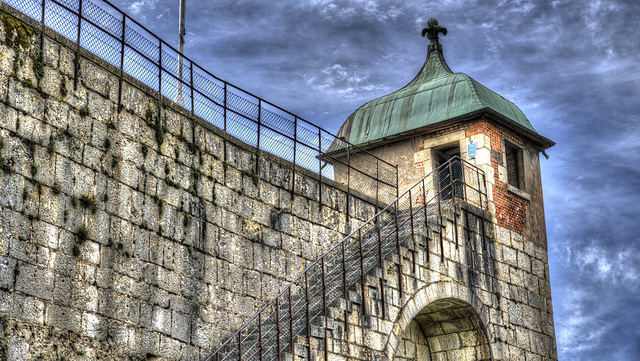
[
  {"x1": 2, "y1": 0, "x2": 398, "y2": 206},
  {"x1": 206, "y1": 156, "x2": 487, "y2": 361},
  {"x1": 2, "y1": 1, "x2": 491, "y2": 359}
]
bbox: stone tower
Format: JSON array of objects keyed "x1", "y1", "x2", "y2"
[
  {"x1": 0, "y1": 3, "x2": 559, "y2": 359},
  {"x1": 333, "y1": 18, "x2": 558, "y2": 360}
]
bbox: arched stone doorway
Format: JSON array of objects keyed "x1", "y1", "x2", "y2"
[{"x1": 392, "y1": 298, "x2": 492, "y2": 361}]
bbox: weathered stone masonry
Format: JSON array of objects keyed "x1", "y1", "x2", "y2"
[
  {"x1": 0, "y1": 5, "x2": 378, "y2": 360},
  {"x1": 0, "y1": 5, "x2": 558, "y2": 361},
  {"x1": 314, "y1": 121, "x2": 557, "y2": 361}
]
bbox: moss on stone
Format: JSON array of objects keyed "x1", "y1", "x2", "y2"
[
  {"x1": 1, "y1": 13, "x2": 36, "y2": 50},
  {"x1": 60, "y1": 74, "x2": 67, "y2": 98},
  {"x1": 31, "y1": 55, "x2": 43, "y2": 80}
]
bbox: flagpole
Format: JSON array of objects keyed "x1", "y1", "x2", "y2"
[{"x1": 175, "y1": 0, "x2": 186, "y2": 106}]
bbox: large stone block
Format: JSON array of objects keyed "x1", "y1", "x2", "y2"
[
  {"x1": 0, "y1": 255, "x2": 17, "y2": 288},
  {"x1": 21, "y1": 295, "x2": 44, "y2": 324},
  {"x1": 7, "y1": 336, "x2": 29, "y2": 361},
  {"x1": 159, "y1": 334, "x2": 183, "y2": 360},
  {"x1": 80, "y1": 60, "x2": 117, "y2": 100},
  {"x1": 181, "y1": 276, "x2": 207, "y2": 304},
  {"x1": 502, "y1": 246, "x2": 517, "y2": 267},
  {"x1": 15, "y1": 263, "x2": 54, "y2": 300},
  {"x1": 0, "y1": 172, "x2": 24, "y2": 211},
  {"x1": 0, "y1": 102, "x2": 17, "y2": 132},
  {"x1": 68, "y1": 279, "x2": 99, "y2": 312},
  {"x1": 107, "y1": 320, "x2": 130, "y2": 347},
  {"x1": 0, "y1": 43, "x2": 15, "y2": 75},
  {"x1": 191, "y1": 319, "x2": 211, "y2": 349},
  {"x1": 46, "y1": 303, "x2": 82, "y2": 333},
  {"x1": 151, "y1": 306, "x2": 172, "y2": 335},
  {"x1": 171, "y1": 311, "x2": 192, "y2": 343},
  {"x1": 17, "y1": 114, "x2": 51, "y2": 147}
]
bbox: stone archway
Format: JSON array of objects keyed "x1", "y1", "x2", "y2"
[
  {"x1": 385, "y1": 283, "x2": 493, "y2": 361},
  {"x1": 393, "y1": 298, "x2": 492, "y2": 361}
]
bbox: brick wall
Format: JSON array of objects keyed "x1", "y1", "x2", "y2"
[{"x1": 466, "y1": 119, "x2": 529, "y2": 232}]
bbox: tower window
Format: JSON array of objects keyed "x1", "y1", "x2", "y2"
[{"x1": 505, "y1": 142, "x2": 524, "y2": 190}]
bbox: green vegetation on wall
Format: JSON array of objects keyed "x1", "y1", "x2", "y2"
[{"x1": 1, "y1": 13, "x2": 36, "y2": 50}]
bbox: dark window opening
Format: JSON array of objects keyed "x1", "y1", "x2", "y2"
[
  {"x1": 505, "y1": 142, "x2": 524, "y2": 190},
  {"x1": 434, "y1": 145, "x2": 463, "y2": 200}
]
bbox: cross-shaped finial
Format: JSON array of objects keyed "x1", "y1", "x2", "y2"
[{"x1": 421, "y1": 18, "x2": 447, "y2": 44}]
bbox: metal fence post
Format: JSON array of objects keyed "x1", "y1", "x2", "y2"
[
  {"x1": 409, "y1": 189, "x2": 415, "y2": 243},
  {"x1": 359, "y1": 227, "x2": 366, "y2": 315},
  {"x1": 409, "y1": 189, "x2": 417, "y2": 273},
  {"x1": 291, "y1": 117, "x2": 297, "y2": 196},
  {"x1": 483, "y1": 173, "x2": 487, "y2": 209},
  {"x1": 256, "y1": 99, "x2": 262, "y2": 175},
  {"x1": 75, "y1": 0, "x2": 82, "y2": 46},
  {"x1": 305, "y1": 272, "x2": 311, "y2": 361},
  {"x1": 437, "y1": 167, "x2": 444, "y2": 263},
  {"x1": 346, "y1": 144, "x2": 351, "y2": 234},
  {"x1": 449, "y1": 162, "x2": 458, "y2": 249},
  {"x1": 376, "y1": 215, "x2": 385, "y2": 320},
  {"x1": 39, "y1": 0, "x2": 45, "y2": 48},
  {"x1": 476, "y1": 167, "x2": 484, "y2": 210},
  {"x1": 38, "y1": 0, "x2": 46, "y2": 84},
  {"x1": 321, "y1": 257, "x2": 328, "y2": 361},
  {"x1": 190, "y1": 61, "x2": 195, "y2": 115},
  {"x1": 238, "y1": 332, "x2": 242, "y2": 361},
  {"x1": 318, "y1": 129, "x2": 323, "y2": 207},
  {"x1": 375, "y1": 159, "x2": 379, "y2": 210},
  {"x1": 258, "y1": 312, "x2": 263, "y2": 361},
  {"x1": 461, "y1": 160, "x2": 468, "y2": 202},
  {"x1": 223, "y1": 82, "x2": 227, "y2": 163},
  {"x1": 394, "y1": 197, "x2": 402, "y2": 300},
  {"x1": 158, "y1": 42, "x2": 162, "y2": 94},
  {"x1": 276, "y1": 297, "x2": 281, "y2": 361},
  {"x1": 288, "y1": 287, "x2": 293, "y2": 357},
  {"x1": 40, "y1": 0, "x2": 45, "y2": 23},
  {"x1": 422, "y1": 178, "x2": 429, "y2": 264},
  {"x1": 73, "y1": 0, "x2": 83, "y2": 90},
  {"x1": 117, "y1": 16, "x2": 126, "y2": 111},
  {"x1": 341, "y1": 241, "x2": 349, "y2": 343},
  {"x1": 396, "y1": 164, "x2": 399, "y2": 200}
]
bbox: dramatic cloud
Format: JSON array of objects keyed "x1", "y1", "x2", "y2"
[{"x1": 104, "y1": 0, "x2": 640, "y2": 359}]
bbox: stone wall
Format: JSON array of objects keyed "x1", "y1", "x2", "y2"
[
  {"x1": 0, "y1": 3, "x2": 558, "y2": 361},
  {"x1": 310, "y1": 117, "x2": 557, "y2": 360},
  {"x1": 0, "y1": 5, "x2": 378, "y2": 360},
  {"x1": 291, "y1": 203, "x2": 557, "y2": 361}
]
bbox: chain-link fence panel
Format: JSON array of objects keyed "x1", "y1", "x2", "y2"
[
  {"x1": 82, "y1": 0, "x2": 119, "y2": 38},
  {"x1": 123, "y1": 46, "x2": 158, "y2": 91},
  {"x1": 80, "y1": 20, "x2": 120, "y2": 67},
  {"x1": 193, "y1": 91, "x2": 224, "y2": 130},
  {"x1": 45, "y1": 0, "x2": 78, "y2": 40},
  {"x1": 5, "y1": 0, "x2": 41, "y2": 21}
]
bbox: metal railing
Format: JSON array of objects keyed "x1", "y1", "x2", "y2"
[
  {"x1": 205, "y1": 156, "x2": 487, "y2": 361},
  {"x1": 2, "y1": 0, "x2": 398, "y2": 206}
]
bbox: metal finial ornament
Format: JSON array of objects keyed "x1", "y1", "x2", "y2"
[{"x1": 421, "y1": 17, "x2": 447, "y2": 44}]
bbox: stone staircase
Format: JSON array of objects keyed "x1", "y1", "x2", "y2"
[{"x1": 206, "y1": 156, "x2": 487, "y2": 361}]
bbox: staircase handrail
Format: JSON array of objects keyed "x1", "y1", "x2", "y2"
[{"x1": 206, "y1": 155, "x2": 487, "y2": 361}]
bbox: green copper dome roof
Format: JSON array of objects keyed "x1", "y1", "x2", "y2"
[{"x1": 336, "y1": 42, "x2": 539, "y2": 147}]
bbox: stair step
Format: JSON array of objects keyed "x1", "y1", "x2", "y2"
[
  {"x1": 313, "y1": 316, "x2": 334, "y2": 330},
  {"x1": 207, "y1": 191, "x2": 466, "y2": 361},
  {"x1": 329, "y1": 297, "x2": 351, "y2": 312},
  {"x1": 310, "y1": 324, "x2": 325, "y2": 338},
  {"x1": 347, "y1": 290, "x2": 361, "y2": 305}
]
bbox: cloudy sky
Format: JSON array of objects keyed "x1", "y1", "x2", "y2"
[{"x1": 68, "y1": 0, "x2": 640, "y2": 359}]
